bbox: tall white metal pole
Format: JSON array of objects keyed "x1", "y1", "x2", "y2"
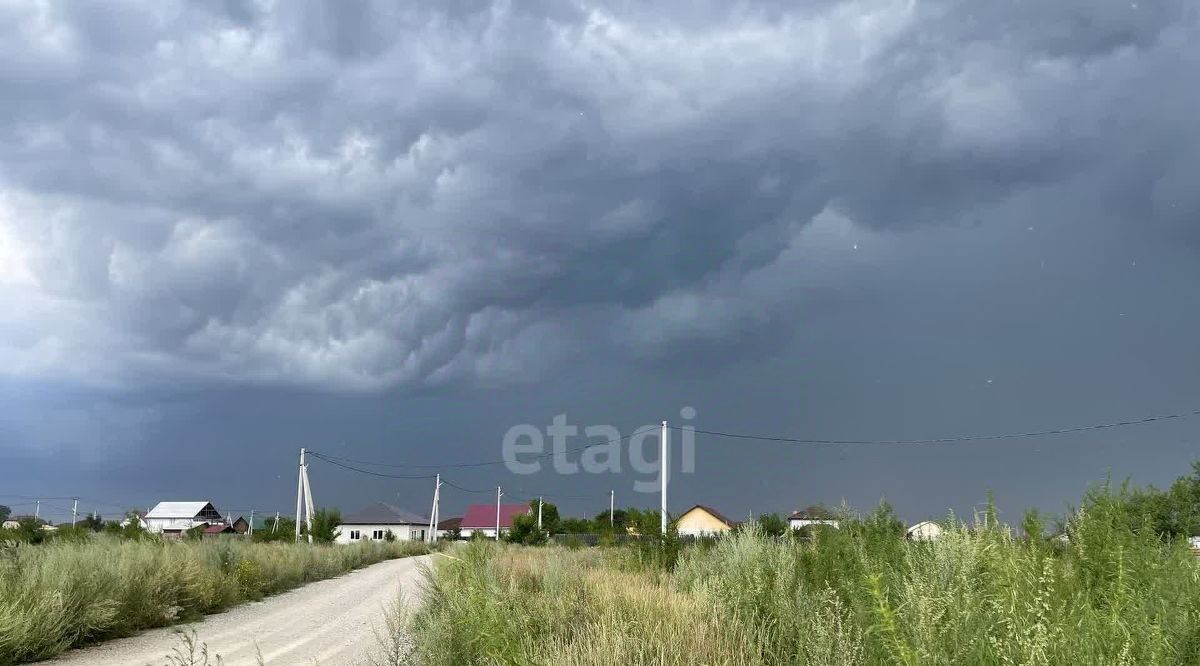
[
  {"x1": 537, "y1": 497, "x2": 543, "y2": 532},
  {"x1": 34, "y1": 500, "x2": 40, "y2": 521},
  {"x1": 428, "y1": 474, "x2": 440, "y2": 543},
  {"x1": 610, "y1": 490, "x2": 614, "y2": 529},
  {"x1": 295, "y1": 448, "x2": 305, "y2": 541},
  {"x1": 495, "y1": 487, "x2": 502, "y2": 542},
  {"x1": 249, "y1": 509, "x2": 255, "y2": 536},
  {"x1": 301, "y1": 463, "x2": 315, "y2": 544},
  {"x1": 71, "y1": 498, "x2": 78, "y2": 527},
  {"x1": 432, "y1": 481, "x2": 440, "y2": 543},
  {"x1": 660, "y1": 420, "x2": 668, "y2": 535}
]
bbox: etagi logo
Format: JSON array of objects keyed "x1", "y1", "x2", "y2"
[{"x1": 501, "y1": 407, "x2": 697, "y2": 493}]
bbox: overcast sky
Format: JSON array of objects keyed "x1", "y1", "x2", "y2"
[{"x1": 3, "y1": 0, "x2": 1200, "y2": 525}]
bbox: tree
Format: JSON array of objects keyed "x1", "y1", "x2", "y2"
[
  {"x1": 77, "y1": 513, "x2": 104, "y2": 532},
  {"x1": 595, "y1": 508, "x2": 628, "y2": 533},
  {"x1": 506, "y1": 513, "x2": 547, "y2": 545},
  {"x1": 0, "y1": 505, "x2": 10, "y2": 523},
  {"x1": 252, "y1": 516, "x2": 297, "y2": 543},
  {"x1": 530, "y1": 500, "x2": 561, "y2": 534},
  {"x1": 559, "y1": 517, "x2": 594, "y2": 534},
  {"x1": 308, "y1": 508, "x2": 342, "y2": 544},
  {"x1": 753, "y1": 512, "x2": 789, "y2": 538}
]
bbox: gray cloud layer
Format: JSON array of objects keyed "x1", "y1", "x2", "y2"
[{"x1": 1, "y1": 0, "x2": 1196, "y2": 390}]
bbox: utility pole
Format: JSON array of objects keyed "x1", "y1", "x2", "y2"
[
  {"x1": 427, "y1": 474, "x2": 442, "y2": 543},
  {"x1": 495, "y1": 486, "x2": 503, "y2": 542},
  {"x1": 249, "y1": 509, "x2": 255, "y2": 536},
  {"x1": 71, "y1": 497, "x2": 78, "y2": 527},
  {"x1": 295, "y1": 448, "x2": 305, "y2": 541},
  {"x1": 537, "y1": 497, "x2": 543, "y2": 532},
  {"x1": 295, "y1": 448, "x2": 314, "y2": 543},
  {"x1": 660, "y1": 420, "x2": 668, "y2": 535},
  {"x1": 34, "y1": 500, "x2": 40, "y2": 522},
  {"x1": 610, "y1": 490, "x2": 615, "y2": 530},
  {"x1": 272, "y1": 512, "x2": 280, "y2": 533}
]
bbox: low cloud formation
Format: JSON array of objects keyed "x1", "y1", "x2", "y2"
[{"x1": 0, "y1": 0, "x2": 1195, "y2": 390}]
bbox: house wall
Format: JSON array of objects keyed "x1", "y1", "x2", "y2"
[
  {"x1": 459, "y1": 527, "x2": 507, "y2": 539},
  {"x1": 144, "y1": 517, "x2": 209, "y2": 534},
  {"x1": 335, "y1": 523, "x2": 427, "y2": 545},
  {"x1": 790, "y1": 519, "x2": 840, "y2": 530},
  {"x1": 676, "y1": 509, "x2": 731, "y2": 537}
]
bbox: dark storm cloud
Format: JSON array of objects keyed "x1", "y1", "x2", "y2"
[{"x1": 0, "y1": 0, "x2": 1196, "y2": 391}]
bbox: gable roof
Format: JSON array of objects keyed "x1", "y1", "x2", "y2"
[
  {"x1": 203, "y1": 524, "x2": 236, "y2": 534},
  {"x1": 340, "y1": 503, "x2": 428, "y2": 525},
  {"x1": 146, "y1": 502, "x2": 220, "y2": 519},
  {"x1": 789, "y1": 506, "x2": 837, "y2": 521},
  {"x1": 676, "y1": 504, "x2": 735, "y2": 528},
  {"x1": 461, "y1": 503, "x2": 529, "y2": 529},
  {"x1": 437, "y1": 516, "x2": 462, "y2": 530}
]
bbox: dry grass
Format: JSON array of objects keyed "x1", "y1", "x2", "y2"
[
  {"x1": 0, "y1": 537, "x2": 431, "y2": 664},
  {"x1": 402, "y1": 491, "x2": 1200, "y2": 665}
]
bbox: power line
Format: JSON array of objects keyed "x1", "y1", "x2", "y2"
[
  {"x1": 310, "y1": 430, "x2": 641, "y2": 471},
  {"x1": 306, "y1": 452, "x2": 438, "y2": 479},
  {"x1": 669, "y1": 407, "x2": 1200, "y2": 446}
]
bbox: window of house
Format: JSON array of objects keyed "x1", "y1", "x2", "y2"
[
  {"x1": 373, "y1": 529, "x2": 386, "y2": 540},
  {"x1": 349, "y1": 530, "x2": 360, "y2": 540}
]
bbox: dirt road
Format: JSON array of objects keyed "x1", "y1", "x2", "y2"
[{"x1": 47, "y1": 554, "x2": 431, "y2": 666}]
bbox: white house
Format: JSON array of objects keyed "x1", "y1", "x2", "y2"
[
  {"x1": 906, "y1": 520, "x2": 943, "y2": 541},
  {"x1": 789, "y1": 506, "x2": 839, "y2": 531},
  {"x1": 144, "y1": 501, "x2": 226, "y2": 536},
  {"x1": 335, "y1": 503, "x2": 429, "y2": 545}
]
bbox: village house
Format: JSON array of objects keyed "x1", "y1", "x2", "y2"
[
  {"x1": 674, "y1": 504, "x2": 736, "y2": 537},
  {"x1": 789, "y1": 506, "x2": 840, "y2": 530},
  {"x1": 459, "y1": 503, "x2": 529, "y2": 539},
  {"x1": 143, "y1": 501, "x2": 228, "y2": 537},
  {"x1": 335, "y1": 503, "x2": 429, "y2": 544}
]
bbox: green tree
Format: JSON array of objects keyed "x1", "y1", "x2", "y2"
[
  {"x1": 506, "y1": 513, "x2": 547, "y2": 545},
  {"x1": 252, "y1": 516, "x2": 297, "y2": 542},
  {"x1": 0, "y1": 504, "x2": 10, "y2": 523},
  {"x1": 559, "y1": 517, "x2": 595, "y2": 534},
  {"x1": 753, "y1": 512, "x2": 789, "y2": 538},
  {"x1": 531, "y1": 500, "x2": 561, "y2": 534},
  {"x1": 77, "y1": 513, "x2": 104, "y2": 532},
  {"x1": 308, "y1": 508, "x2": 342, "y2": 544}
]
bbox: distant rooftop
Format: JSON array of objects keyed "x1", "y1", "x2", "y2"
[{"x1": 340, "y1": 503, "x2": 427, "y2": 525}]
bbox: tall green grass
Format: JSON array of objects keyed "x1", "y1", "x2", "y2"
[
  {"x1": 403, "y1": 488, "x2": 1200, "y2": 665},
  {"x1": 0, "y1": 537, "x2": 431, "y2": 664}
]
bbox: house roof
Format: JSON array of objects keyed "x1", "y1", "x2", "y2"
[
  {"x1": 437, "y1": 516, "x2": 462, "y2": 530},
  {"x1": 203, "y1": 524, "x2": 235, "y2": 534},
  {"x1": 340, "y1": 503, "x2": 428, "y2": 525},
  {"x1": 146, "y1": 502, "x2": 220, "y2": 519},
  {"x1": 677, "y1": 504, "x2": 735, "y2": 528},
  {"x1": 789, "y1": 506, "x2": 837, "y2": 520},
  {"x1": 460, "y1": 503, "x2": 529, "y2": 529}
]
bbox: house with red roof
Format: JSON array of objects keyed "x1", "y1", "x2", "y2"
[{"x1": 459, "y1": 503, "x2": 529, "y2": 539}]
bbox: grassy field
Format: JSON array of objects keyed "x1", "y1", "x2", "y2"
[
  {"x1": 401, "y1": 490, "x2": 1200, "y2": 665},
  {"x1": 0, "y1": 537, "x2": 432, "y2": 664}
]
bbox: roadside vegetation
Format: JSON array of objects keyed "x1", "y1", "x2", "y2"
[
  {"x1": 0, "y1": 532, "x2": 431, "y2": 664},
  {"x1": 400, "y1": 471, "x2": 1200, "y2": 665}
]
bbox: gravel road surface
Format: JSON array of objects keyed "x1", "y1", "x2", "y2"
[{"x1": 46, "y1": 554, "x2": 431, "y2": 666}]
